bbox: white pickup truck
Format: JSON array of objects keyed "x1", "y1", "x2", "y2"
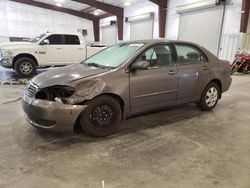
[{"x1": 0, "y1": 32, "x2": 106, "y2": 77}]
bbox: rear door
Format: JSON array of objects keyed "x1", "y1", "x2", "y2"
[
  {"x1": 174, "y1": 43, "x2": 211, "y2": 103},
  {"x1": 63, "y1": 35, "x2": 85, "y2": 64},
  {"x1": 129, "y1": 43, "x2": 178, "y2": 113}
]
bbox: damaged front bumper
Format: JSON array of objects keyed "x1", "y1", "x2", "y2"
[
  {"x1": 22, "y1": 95, "x2": 87, "y2": 133},
  {"x1": 0, "y1": 56, "x2": 13, "y2": 68}
]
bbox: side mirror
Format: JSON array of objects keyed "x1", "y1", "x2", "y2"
[
  {"x1": 131, "y1": 61, "x2": 150, "y2": 71},
  {"x1": 40, "y1": 39, "x2": 49, "y2": 45}
]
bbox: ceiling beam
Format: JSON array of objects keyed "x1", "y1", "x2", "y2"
[
  {"x1": 149, "y1": 0, "x2": 167, "y2": 38},
  {"x1": 72, "y1": 0, "x2": 124, "y2": 40},
  {"x1": 149, "y1": 0, "x2": 167, "y2": 7},
  {"x1": 240, "y1": 0, "x2": 250, "y2": 33},
  {"x1": 71, "y1": 0, "x2": 123, "y2": 17},
  {"x1": 10, "y1": 0, "x2": 97, "y2": 21},
  {"x1": 98, "y1": 13, "x2": 113, "y2": 19}
]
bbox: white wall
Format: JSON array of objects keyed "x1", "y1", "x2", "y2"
[
  {"x1": 100, "y1": 15, "x2": 117, "y2": 44},
  {"x1": 101, "y1": 0, "x2": 242, "y2": 52},
  {"x1": 124, "y1": 1, "x2": 158, "y2": 41},
  {"x1": 0, "y1": 0, "x2": 95, "y2": 43},
  {"x1": 166, "y1": 0, "x2": 242, "y2": 39},
  {"x1": 100, "y1": 1, "x2": 159, "y2": 43}
]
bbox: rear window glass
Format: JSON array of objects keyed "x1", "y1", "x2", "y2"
[
  {"x1": 175, "y1": 44, "x2": 207, "y2": 64},
  {"x1": 64, "y1": 35, "x2": 80, "y2": 45}
]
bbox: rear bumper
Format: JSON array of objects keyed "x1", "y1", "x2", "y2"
[
  {"x1": 22, "y1": 96, "x2": 87, "y2": 133},
  {"x1": 0, "y1": 56, "x2": 13, "y2": 68},
  {"x1": 222, "y1": 76, "x2": 232, "y2": 93}
]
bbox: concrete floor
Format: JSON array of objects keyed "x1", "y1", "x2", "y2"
[{"x1": 0, "y1": 73, "x2": 250, "y2": 188}]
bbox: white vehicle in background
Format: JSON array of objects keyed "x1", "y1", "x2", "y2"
[{"x1": 0, "y1": 32, "x2": 106, "y2": 77}]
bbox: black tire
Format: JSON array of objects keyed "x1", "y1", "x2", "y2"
[
  {"x1": 197, "y1": 82, "x2": 221, "y2": 111},
  {"x1": 14, "y1": 57, "x2": 37, "y2": 78},
  {"x1": 79, "y1": 95, "x2": 122, "y2": 137}
]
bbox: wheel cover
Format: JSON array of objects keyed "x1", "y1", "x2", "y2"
[
  {"x1": 91, "y1": 104, "x2": 115, "y2": 128},
  {"x1": 205, "y1": 87, "x2": 218, "y2": 107},
  {"x1": 20, "y1": 62, "x2": 33, "y2": 74}
]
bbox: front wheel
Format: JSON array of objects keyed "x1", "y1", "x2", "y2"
[
  {"x1": 197, "y1": 82, "x2": 220, "y2": 111},
  {"x1": 14, "y1": 57, "x2": 37, "y2": 78},
  {"x1": 79, "y1": 95, "x2": 122, "y2": 137}
]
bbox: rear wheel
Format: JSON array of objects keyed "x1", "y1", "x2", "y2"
[
  {"x1": 197, "y1": 82, "x2": 220, "y2": 111},
  {"x1": 14, "y1": 57, "x2": 36, "y2": 78},
  {"x1": 79, "y1": 95, "x2": 122, "y2": 137}
]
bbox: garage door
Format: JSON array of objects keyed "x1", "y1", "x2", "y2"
[
  {"x1": 130, "y1": 19, "x2": 154, "y2": 40},
  {"x1": 101, "y1": 25, "x2": 116, "y2": 46},
  {"x1": 179, "y1": 6, "x2": 224, "y2": 56}
]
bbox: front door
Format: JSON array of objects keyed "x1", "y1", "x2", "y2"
[
  {"x1": 174, "y1": 43, "x2": 211, "y2": 103},
  {"x1": 129, "y1": 44, "x2": 178, "y2": 114}
]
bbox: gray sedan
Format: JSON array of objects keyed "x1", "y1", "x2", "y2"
[{"x1": 22, "y1": 40, "x2": 232, "y2": 137}]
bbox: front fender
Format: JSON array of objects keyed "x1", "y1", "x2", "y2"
[{"x1": 66, "y1": 78, "x2": 108, "y2": 104}]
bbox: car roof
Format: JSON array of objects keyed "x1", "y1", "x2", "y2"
[
  {"x1": 46, "y1": 31, "x2": 81, "y2": 35},
  {"x1": 123, "y1": 39, "x2": 201, "y2": 47}
]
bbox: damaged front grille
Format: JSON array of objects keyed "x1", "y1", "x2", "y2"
[{"x1": 26, "y1": 82, "x2": 38, "y2": 97}]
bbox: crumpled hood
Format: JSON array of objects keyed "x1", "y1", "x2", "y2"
[
  {"x1": 31, "y1": 64, "x2": 108, "y2": 88},
  {"x1": 0, "y1": 42, "x2": 33, "y2": 49}
]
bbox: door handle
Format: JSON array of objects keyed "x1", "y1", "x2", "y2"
[
  {"x1": 56, "y1": 48, "x2": 62, "y2": 50},
  {"x1": 78, "y1": 48, "x2": 84, "y2": 50},
  {"x1": 168, "y1": 70, "x2": 177, "y2": 75},
  {"x1": 203, "y1": 66, "x2": 209, "y2": 70}
]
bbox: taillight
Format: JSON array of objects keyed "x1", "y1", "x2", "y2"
[{"x1": 227, "y1": 63, "x2": 231, "y2": 71}]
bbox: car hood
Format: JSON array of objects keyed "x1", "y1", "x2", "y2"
[
  {"x1": 31, "y1": 64, "x2": 108, "y2": 88},
  {"x1": 0, "y1": 42, "x2": 33, "y2": 48}
]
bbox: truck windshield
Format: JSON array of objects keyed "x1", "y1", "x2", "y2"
[
  {"x1": 83, "y1": 43, "x2": 145, "y2": 68},
  {"x1": 29, "y1": 33, "x2": 46, "y2": 43}
]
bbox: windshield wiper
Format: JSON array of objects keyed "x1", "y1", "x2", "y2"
[
  {"x1": 84, "y1": 62, "x2": 114, "y2": 69},
  {"x1": 86, "y1": 62, "x2": 106, "y2": 69}
]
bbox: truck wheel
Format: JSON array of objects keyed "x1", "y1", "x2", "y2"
[
  {"x1": 197, "y1": 82, "x2": 220, "y2": 111},
  {"x1": 14, "y1": 57, "x2": 36, "y2": 78},
  {"x1": 79, "y1": 95, "x2": 122, "y2": 137}
]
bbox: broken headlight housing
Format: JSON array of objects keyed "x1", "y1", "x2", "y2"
[{"x1": 35, "y1": 85, "x2": 75, "y2": 104}]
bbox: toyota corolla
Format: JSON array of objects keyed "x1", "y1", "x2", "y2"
[{"x1": 22, "y1": 40, "x2": 232, "y2": 137}]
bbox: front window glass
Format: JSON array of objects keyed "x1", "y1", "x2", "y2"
[
  {"x1": 45, "y1": 34, "x2": 63, "y2": 45},
  {"x1": 83, "y1": 43, "x2": 144, "y2": 68},
  {"x1": 135, "y1": 44, "x2": 173, "y2": 67},
  {"x1": 29, "y1": 33, "x2": 46, "y2": 43}
]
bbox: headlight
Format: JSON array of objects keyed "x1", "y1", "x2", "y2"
[
  {"x1": 35, "y1": 85, "x2": 75, "y2": 104},
  {"x1": 1, "y1": 49, "x2": 12, "y2": 57}
]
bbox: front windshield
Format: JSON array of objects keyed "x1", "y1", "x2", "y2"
[
  {"x1": 29, "y1": 33, "x2": 46, "y2": 43},
  {"x1": 83, "y1": 43, "x2": 145, "y2": 68}
]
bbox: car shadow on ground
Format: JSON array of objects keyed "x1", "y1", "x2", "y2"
[{"x1": 33, "y1": 103, "x2": 204, "y2": 147}]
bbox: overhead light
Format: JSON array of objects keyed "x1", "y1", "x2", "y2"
[
  {"x1": 124, "y1": 1, "x2": 131, "y2": 6},
  {"x1": 56, "y1": 2, "x2": 62, "y2": 7},
  {"x1": 94, "y1": 11, "x2": 100, "y2": 16}
]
